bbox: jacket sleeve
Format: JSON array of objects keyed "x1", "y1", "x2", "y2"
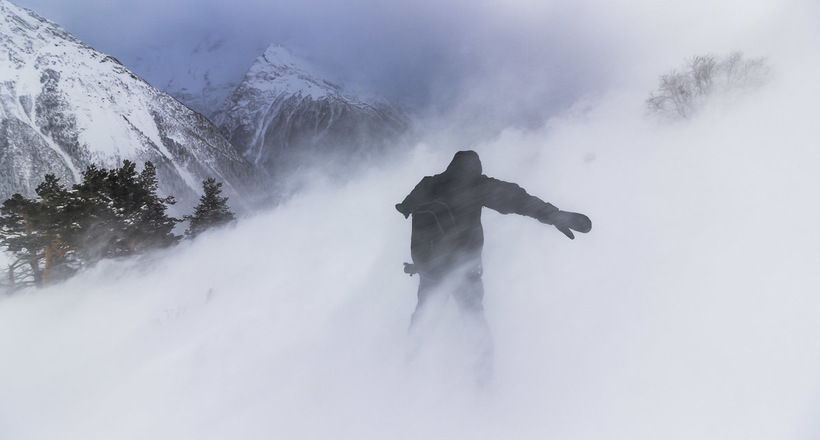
[
  {"x1": 481, "y1": 177, "x2": 558, "y2": 221},
  {"x1": 395, "y1": 176, "x2": 433, "y2": 218}
]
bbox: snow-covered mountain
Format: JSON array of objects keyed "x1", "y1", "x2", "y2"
[
  {"x1": 127, "y1": 34, "x2": 264, "y2": 120},
  {"x1": 0, "y1": 0, "x2": 258, "y2": 211},
  {"x1": 212, "y1": 44, "x2": 411, "y2": 183}
]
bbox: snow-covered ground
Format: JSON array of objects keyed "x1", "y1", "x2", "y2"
[
  {"x1": 3, "y1": 0, "x2": 820, "y2": 435},
  {"x1": 2, "y1": 43, "x2": 820, "y2": 439}
]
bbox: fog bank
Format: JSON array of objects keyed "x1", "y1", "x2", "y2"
[
  {"x1": 3, "y1": 0, "x2": 820, "y2": 436},
  {"x1": 2, "y1": 44, "x2": 820, "y2": 438}
]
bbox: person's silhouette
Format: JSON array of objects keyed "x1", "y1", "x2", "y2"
[{"x1": 396, "y1": 150, "x2": 591, "y2": 382}]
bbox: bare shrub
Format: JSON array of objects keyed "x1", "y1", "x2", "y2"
[{"x1": 647, "y1": 51, "x2": 771, "y2": 120}]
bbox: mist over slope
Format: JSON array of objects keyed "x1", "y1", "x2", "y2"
[
  {"x1": 2, "y1": 42, "x2": 820, "y2": 439},
  {"x1": 2, "y1": 0, "x2": 820, "y2": 438}
]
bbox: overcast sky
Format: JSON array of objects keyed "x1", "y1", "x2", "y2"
[{"x1": 9, "y1": 0, "x2": 818, "y2": 132}]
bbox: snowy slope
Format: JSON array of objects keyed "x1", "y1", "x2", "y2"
[
  {"x1": 0, "y1": 0, "x2": 257, "y2": 210},
  {"x1": 1, "y1": 48, "x2": 820, "y2": 439},
  {"x1": 1, "y1": 0, "x2": 820, "y2": 438},
  {"x1": 213, "y1": 44, "x2": 410, "y2": 183}
]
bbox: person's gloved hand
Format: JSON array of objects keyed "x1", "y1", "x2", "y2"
[
  {"x1": 395, "y1": 203, "x2": 411, "y2": 218},
  {"x1": 540, "y1": 210, "x2": 592, "y2": 239}
]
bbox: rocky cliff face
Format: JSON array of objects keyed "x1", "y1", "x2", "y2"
[
  {"x1": 0, "y1": 0, "x2": 258, "y2": 211},
  {"x1": 212, "y1": 44, "x2": 411, "y2": 184}
]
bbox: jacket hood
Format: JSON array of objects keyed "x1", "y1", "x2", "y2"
[{"x1": 444, "y1": 150, "x2": 482, "y2": 180}]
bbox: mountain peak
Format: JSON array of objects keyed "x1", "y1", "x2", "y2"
[
  {"x1": 239, "y1": 43, "x2": 340, "y2": 100},
  {"x1": 0, "y1": 0, "x2": 257, "y2": 210},
  {"x1": 212, "y1": 43, "x2": 411, "y2": 184},
  {"x1": 261, "y1": 43, "x2": 296, "y2": 68}
]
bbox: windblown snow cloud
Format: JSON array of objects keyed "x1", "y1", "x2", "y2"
[
  {"x1": 2, "y1": 0, "x2": 820, "y2": 439},
  {"x1": 3, "y1": 41, "x2": 820, "y2": 439},
  {"x1": 12, "y1": 0, "x2": 816, "y2": 138}
]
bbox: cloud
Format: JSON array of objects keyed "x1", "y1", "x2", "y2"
[
  {"x1": 2, "y1": 42, "x2": 820, "y2": 437},
  {"x1": 11, "y1": 0, "x2": 814, "y2": 139}
]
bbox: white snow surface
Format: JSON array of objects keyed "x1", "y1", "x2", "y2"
[
  {"x1": 0, "y1": 0, "x2": 159, "y2": 159},
  {"x1": 2, "y1": 46, "x2": 820, "y2": 439},
  {"x1": 2, "y1": 0, "x2": 820, "y2": 437}
]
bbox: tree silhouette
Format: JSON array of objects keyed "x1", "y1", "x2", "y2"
[
  {"x1": 647, "y1": 51, "x2": 770, "y2": 120},
  {"x1": 0, "y1": 161, "x2": 181, "y2": 291},
  {"x1": 185, "y1": 178, "x2": 236, "y2": 238}
]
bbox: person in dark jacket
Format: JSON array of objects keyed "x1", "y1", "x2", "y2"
[{"x1": 396, "y1": 150, "x2": 591, "y2": 381}]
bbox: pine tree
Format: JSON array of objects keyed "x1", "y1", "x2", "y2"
[
  {"x1": 0, "y1": 175, "x2": 81, "y2": 288},
  {"x1": 0, "y1": 161, "x2": 182, "y2": 291},
  {"x1": 185, "y1": 178, "x2": 236, "y2": 238},
  {"x1": 33, "y1": 174, "x2": 81, "y2": 285},
  {"x1": 0, "y1": 193, "x2": 43, "y2": 289},
  {"x1": 72, "y1": 164, "x2": 119, "y2": 262},
  {"x1": 80, "y1": 160, "x2": 180, "y2": 255},
  {"x1": 130, "y1": 161, "x2": 180, "y2": 251}
]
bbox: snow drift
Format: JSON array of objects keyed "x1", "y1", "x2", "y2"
[
  {"x1": 2, "y1": 50, "x2": 820, "y2": 438},
  {"x1": 2, "y1": 0, "x2": 820, "y2": 439}
]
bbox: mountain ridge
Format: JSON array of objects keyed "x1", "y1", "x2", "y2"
[
  {"x1": 212, "y1": 43, "x2": 411, "y2": 184},
  {"x1": 0, "y1": 0, "x2": 259, "y2": 212}
]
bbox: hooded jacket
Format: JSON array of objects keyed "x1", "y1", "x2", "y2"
[{"x1": 396, "y1": 151, "x2": 558, "y2": 271}]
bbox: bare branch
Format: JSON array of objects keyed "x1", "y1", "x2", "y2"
[{"x1": 646, "y1": 51, "x2": 770, "y2": 121}]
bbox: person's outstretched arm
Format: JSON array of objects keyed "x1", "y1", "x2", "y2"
[
  {"x1": 395, "y1": 176, "x2": 434, "y2": 218},
  {"x1": 482, "y1": 177, "x2": 591, "y2": 239}
]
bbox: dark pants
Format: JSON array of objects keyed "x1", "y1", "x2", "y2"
[
  {"x1": 410, "y1": 265, "x2": 485, "y2": 327},
  {"x1": 409, "y1": 263, "x2": 494, "y2": 384}
]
